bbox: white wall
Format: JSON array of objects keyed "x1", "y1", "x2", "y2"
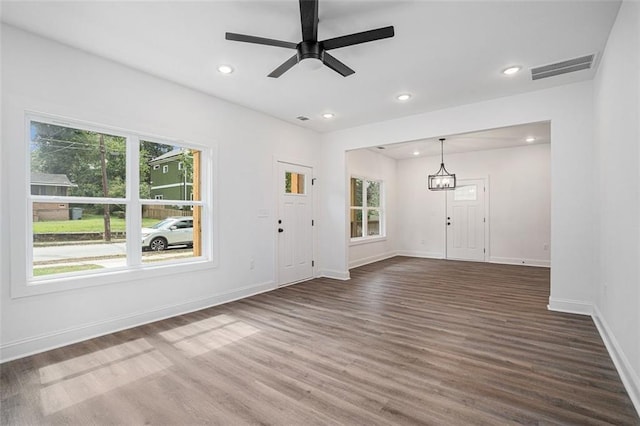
[
  {"x1": 0, "y1": 25, "x2": 320, "y2": 361},
  {"x1": 320, "y1": 81, "x2": 595, "y2": 312},
  {"x1": 592, "y1": 0, "x2": 640, "y2": 412},
  {"x1": 346, "y1": 149, "x2": 397, "y2": 268},
  {"x1": 396, "y1": 144, "x2": 551, "y2": 266}
]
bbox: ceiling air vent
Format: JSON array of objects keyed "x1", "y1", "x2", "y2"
[
  {"x1": 531, "y1": 54, "x2": 595, "y2": 80},
  {"x1": 296, "y1": 116, "x2": 310, "y2": 121}
]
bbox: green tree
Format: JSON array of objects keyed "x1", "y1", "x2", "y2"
[
  {"x1": 30, "y1": 122, "x2": 126, "y2": 198},
  {"x1": 30, "y1": 124, "x2": 184, "y2": 233}
]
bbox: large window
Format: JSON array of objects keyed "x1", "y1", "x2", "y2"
[
  {"x1": 350, "y1": 177, "x2": 384, "y2": 240},
  {"x1": 27, "y1": 115, "x2": 211, "y2": 284}
]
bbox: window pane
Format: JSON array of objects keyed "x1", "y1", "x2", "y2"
[
  {"x1": 350, "y1": 208, "x2": 363, "y2": 238},
  {"x1": 32, "y1": 203, "x2": 126, "y2": 278},
  {"x1": 30, "y1": 122, "x2": 126, "y2": 198},
  {"x1": 284, "y1": 172, "x2": 305, "y2": 194},
  {"x1": 454, "y1": 184, "x2": 477, "y2": 201},
  {"x1": 140, "y1": 141, "x2": 200, "y2": 201},
  {"x1": 141, "y1": 204, "x2": 201, "y2": 263},
  {"x1": 367, "y1": 209, "x2": 381, "y2": 236},
  {"x1": 366, "y1": 181, "x2": 381, "y2": 207},
  {"x1": 350, "y1": 178, "x2": 363, "y2": 207}
]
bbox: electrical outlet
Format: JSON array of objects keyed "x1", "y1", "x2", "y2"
[
  {"x1": 249, "y1": 258, "x2": 255, "y2": 270},
  {"x1": 543, "y1": 243, "x2": 549, "y2": 251}
]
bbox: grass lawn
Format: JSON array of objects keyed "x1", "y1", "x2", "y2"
[
  {"x1": 33, "y1": 264, "x2": 104, "y2": 276},
  {"x1": 33, "y1": 215, "x2": 158, "y2": 233}
]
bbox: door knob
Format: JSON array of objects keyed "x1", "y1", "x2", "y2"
[{"x1": 278, "y1": 228, "x2": 284, "y2": 233}]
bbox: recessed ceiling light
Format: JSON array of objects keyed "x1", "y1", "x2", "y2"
[
  {"x1": 502, "y1": 66, "x2": 521, "y2": 75},
  {"x1": 322, "y1": 113, "x2": 335, "y2": 119},
  {"x1": 413, "y1": 151, "x2": 420, "y2": 156},
  {"x1": 525, "y1": 137, "x2": 536, "y2": 143},
  {"x1": 397, "y1": 93, "x2": 412, "y2": 101},
  {"x1": 217, "y1": 64, "x2": 234, "y2": 74}
]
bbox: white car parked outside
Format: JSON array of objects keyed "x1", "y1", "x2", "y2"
[{"x1": 141, "y1": 216, "x2": 193, "y2": 251}]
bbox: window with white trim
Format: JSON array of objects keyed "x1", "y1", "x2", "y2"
[
  {"x1": 350, "y1": 177, "x2": 384, "y2": 239},
  {"x1": 28, "y1": 115, "x2": 211, "y2": 282},
  {"x1": 162, "y1": 165, "x2": 169, "y2": 174}
]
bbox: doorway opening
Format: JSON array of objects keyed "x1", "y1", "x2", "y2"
[{"x1": 346, "y1": 121, "x2": 551, "y2": 273}]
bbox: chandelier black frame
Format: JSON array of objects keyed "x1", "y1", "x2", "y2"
[{"x1": 428, "y1": 138, "x2": 456, "y2": 191}]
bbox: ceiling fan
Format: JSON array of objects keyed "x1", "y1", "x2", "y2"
[{"x1": 225, "y1": 0, "x2": 394, "y2": 78}]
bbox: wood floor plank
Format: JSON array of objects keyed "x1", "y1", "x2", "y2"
[{"x1": 1, "y1": 257, "x2": 638, "y2": 425}]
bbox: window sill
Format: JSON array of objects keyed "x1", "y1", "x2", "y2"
[
  {"x1": 14, "y1": 258, "x2": 217, "y2": 299},
  {"x1": 349, "y1": 236, "x2": 387, "y2": 246}
]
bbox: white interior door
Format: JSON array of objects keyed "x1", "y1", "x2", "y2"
[
  {"x1": 446, "y1": 179, "x2": 486, "y2": 261},
  {"x1": 277, "y1": 162, "x2": 313, "y2": 286}
]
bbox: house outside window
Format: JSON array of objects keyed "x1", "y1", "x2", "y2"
[
  {"x1": 24, "y1": 113, "x2": 213, "y2": 294},
  {"x1": 148, "y1": 149, "x2": 193, "y2": 201},
  {"x1": 350, "y1": 177, "x2": 384, "y2": 240},
  {"x1": 31, "y1": 172, "x2": 78, "y2": 221}
]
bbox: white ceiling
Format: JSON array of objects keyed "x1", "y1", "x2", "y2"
[
  {"x1": 1, "y1": 1, "x2": 620, "y2": 133},
  {"x1": 367, "y1": 121, "x2": 550, "y2": 160}
]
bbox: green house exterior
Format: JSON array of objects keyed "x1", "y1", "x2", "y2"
[{"x1": 149, "y1": 149, "x2": 193, "y2": 201}]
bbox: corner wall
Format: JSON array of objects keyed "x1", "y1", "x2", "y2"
[
  {"x1": 592, "y1": 0, "x2": 640, "y2": 413},
  {"x1": 346, "y1": 149, "x2": 397, "y2": 268},
  {"x1": 0, "y1": 25, "x2": 321, "y2": 361}
]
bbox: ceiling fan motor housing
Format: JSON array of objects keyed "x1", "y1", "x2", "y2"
[{"x1": 298, "y1": 41, "x2": 323, "y2": 61}]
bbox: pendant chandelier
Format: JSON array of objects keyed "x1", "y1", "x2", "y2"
[{"x1": 428, "y1": 138, "x2": 456, "y2": 191}]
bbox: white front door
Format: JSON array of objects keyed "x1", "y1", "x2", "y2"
[
  {"x1": 446, "y1": 178, "x2": 486, "y2": 261},
  {"x1": 277, "y1": 162, "x2": 313, "y2": 286}
]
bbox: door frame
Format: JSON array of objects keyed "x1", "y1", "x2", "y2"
[
  {"x1": 444, "y1": 176, "x2": 490, "y2": 262},
  {"x1": 274, "y1": 158, "x2": 316, "y2": 287}
]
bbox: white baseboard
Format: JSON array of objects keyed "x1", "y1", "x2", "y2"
[
  {"x1": 349, "y1": 251, "x2": 397, "y2": 269},
  {"x1": 395, "y1": 253, "x2": 549, "y2": 267},
  {"x1": 592, "y1": 306, "x2": 640, "y2": 417},
  {"x1": 0, "y1": 281, "x2": 276, "y2": 363},
  {"x1": 318, "y1": 269, "x2": 350, "y2": 281},
  {"x1": 395, "y1": 250, "x2": 444, "y2": 259},
  {"x1": 547, "y1": 297, "x2": 593, "y2": 315},
  {"x1": 489, "y1": 256, "x2": 550, "y2": 268}
]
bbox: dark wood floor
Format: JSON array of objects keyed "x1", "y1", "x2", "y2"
[{"x1": 2, "y1": 257, "x2": 638, "y2": 425}]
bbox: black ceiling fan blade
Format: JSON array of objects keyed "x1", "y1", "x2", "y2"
[
  {"x1": 322, "y1": 26, "x2": 394, "y2": 50},
  {"x1": 299, "y1": 0, "x2": 318, "y2": 42},
  {"x1": 322, "y1": 52, "x2": 355, "y2": 77},
  {"x1": 268, "y1": 54, "x2": 299, "y2": 78},
  {"x1": 226, "y1": 32, "x2": 297, "y2": 49}
]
